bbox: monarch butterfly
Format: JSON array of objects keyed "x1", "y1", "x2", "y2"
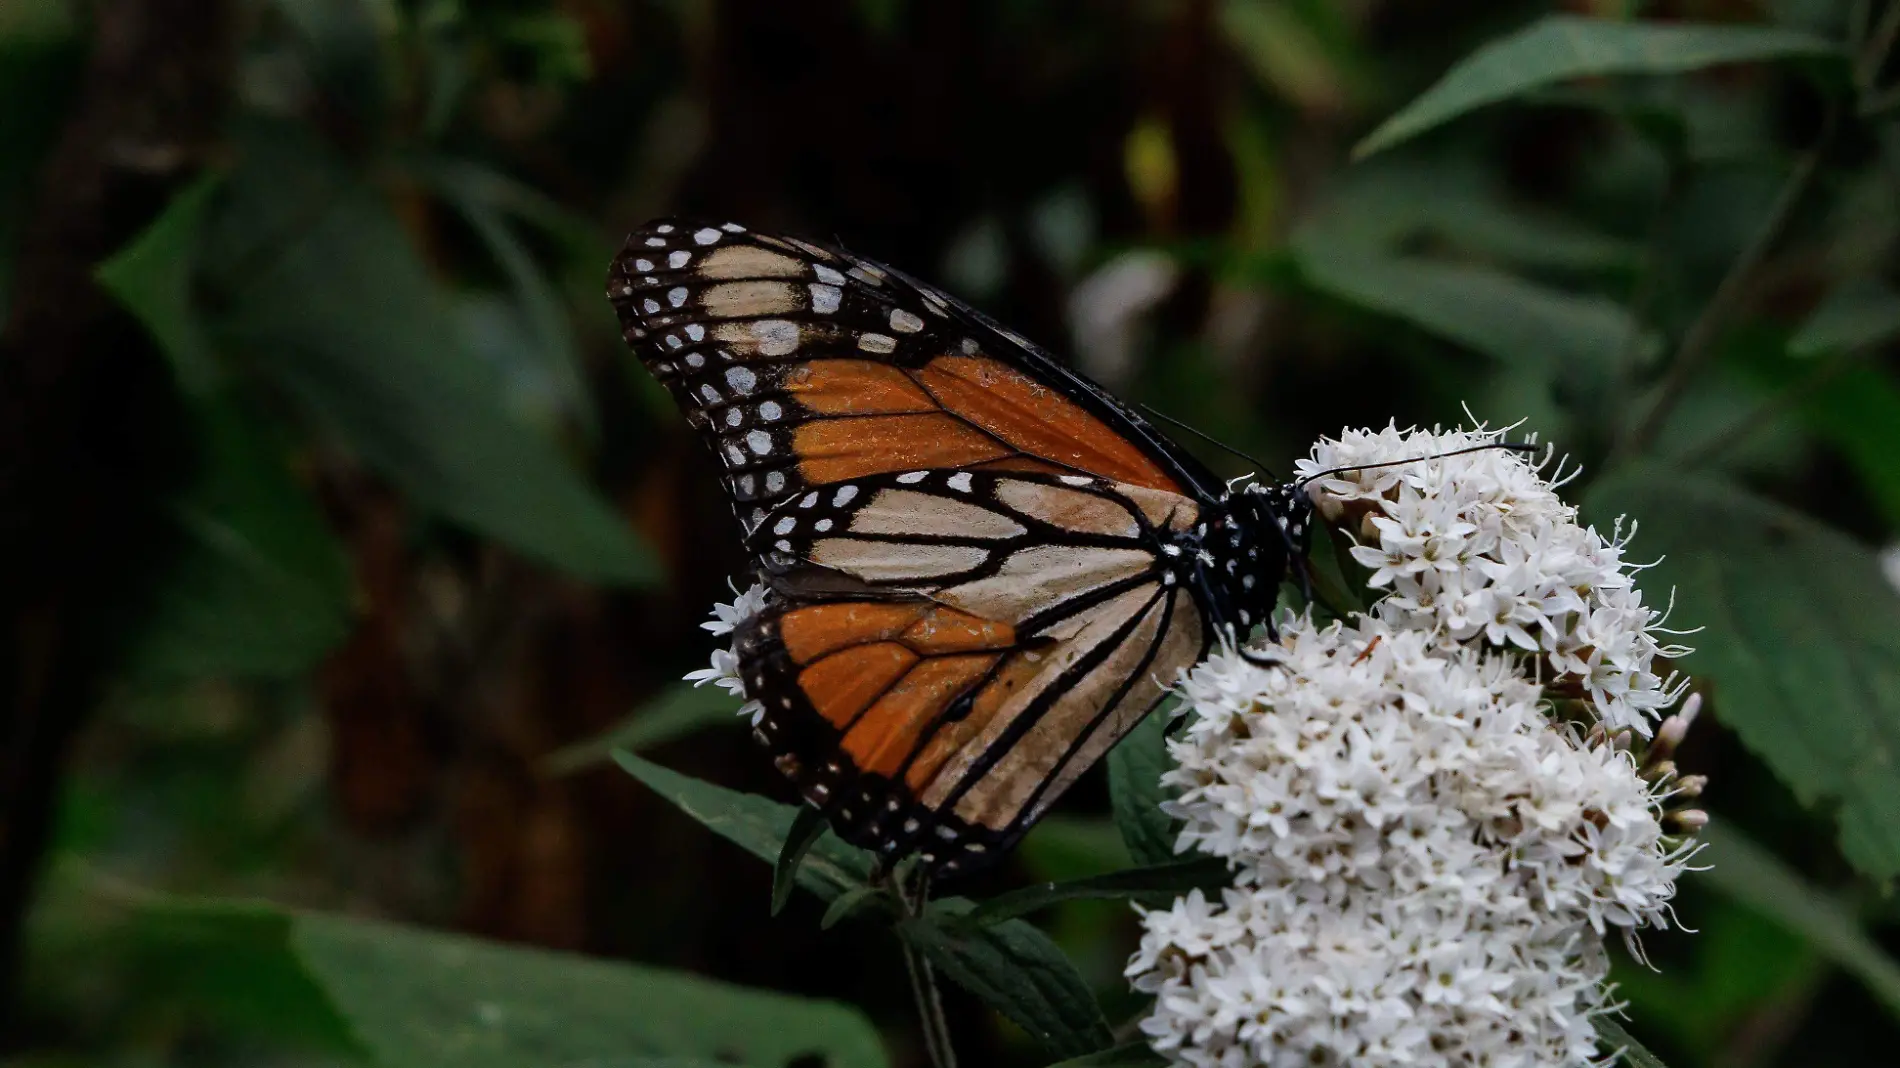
[{"x1": 608, "y1": 220, "x2": 1314, "y2": 876}]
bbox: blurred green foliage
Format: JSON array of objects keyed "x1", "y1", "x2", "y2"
[{"x1": 6, "y1": 1, "x2": 1900, "y2": 1067}]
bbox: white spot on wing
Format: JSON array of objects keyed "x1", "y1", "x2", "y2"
[
  {"x1": 694, "y1": 227, "x2": 721, "y2": 245},
  {"x1": 890, "y1": 309, "x2": 925, "y2": 333},
  {"x1": 809, "y1": 284, "x2": 842, "y2": 313},
  {"x1": 834, "y1": 485, "x2": 859, "y2": 506},
  {"x1": 746, "y1": 430, "x2": 773, "y2": 456},
  {"x1": 813, "y1": 264, "x2": 846, "y2": 285},
  {"x1": 751, "y1": 320, "x2": 801, "y2": 356},
  {"x1": 946, "y1": 473, "x2": 973, "y2": 492},
  {"x1": 634, "y1": 258, "x2": 653, "y2": 272},
  {"x1": 759, "y1": 400, "x2": 783, "y2": 421},
  {"x1": 725, "y1": 366, "x2": 758, "y2": 393},
  {"x1": 668, "y1": 286, "x2": 688, "y2": 307},
  {"x1": 669, "y1": 250, "x2": 690, "y2": 268},
  {"x1": 686, "y1": 323, "x2": 705, "y2": 341},
  {"x1": 859, "y1": 333, "x2": 898, "y2": 354},
  {"x1": 897, "y1": 471, "x2": 928, "y2": 484}
]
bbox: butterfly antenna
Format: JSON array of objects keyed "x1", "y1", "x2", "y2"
[
  {"x1": 1138, "y1": 404, "x2": 1279, "y2": 479},
  {"x1": 1294, "y1": 441, "x2": 1538, "y2": 489}
]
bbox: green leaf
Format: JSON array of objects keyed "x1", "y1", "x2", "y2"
[
  {"x1": 426, "y1": 158, "x2": 593, "y2": 433},
  {"x1": 962, "y1": 858, "x2": 1230, "y2": 927},
  {"x1": 1585, "y1": 465, "x2": 1900, "y2": 880},
  {"x1": 613, "y1": 751, "x2": 875, "y2": 903},
  {"x1": 1019, "y1": 816, "x2": 1134, "y2": 880},
  {"x1": 141, "y1": 897, "x2": 892, "y2": 1067},
  {"x1": 125, "y1": 396, "x2": 353, "y2": 680},
  {"x1": 212, "y1": 125, "x2": 656, "y2": 586},
  {"x1": 1297, "y1": 251, "x2": 1655, "y2": 370},
  {"x1": 1695, "y1": 821, "x2": 1900, "y2": 1017},
  {"x1": 292, "y1": 910, "x2": 888, "y2": 1068},
  {"x1": 540, "y1": 684, "x2": 741, "y2": 776},
  {"x1": 1041, "y1": 1043, "x2": 1167, "y2": 1068},
  {"x1": 775, "y1": 805, "x2": 832, "y2": 917},
  {"x1": 1790, "y1": 278, "x2": 1900, "y2": 358},
  {"x1": 1108, "y1": 707, "x2": 1177, "y2": 867},
  {"x1": 1592, "y1": 1016, "x2": 1671, "y2": 1068},
  {"x1": 94, "y1": 175, "x2": 223, "y2": 396},
  {"x1": 130, "y1": 900, "x2": 361, "y2": 1054},
  {"x1": 1292, "y1": 156, "x2": 1639, "y2": 272},
  {"x1": 1786, "y1": 364, "x2": 1900, "y2": 526},
  {"x1": 820, "y1": 884, "x2": 887, "y2": 930},
  {"x1": 1356, "y1": 16, "x2": 1841, "y2": 157},
  {"x1": 1217, "y1": 0, "x2": 1346, "y2": 112},
  {"x1": 1727, "y1": 335, "x2": 1900, "y2": 524},
  {"x1": 900, "y1": 899, "x2": 1113, "y2": 1060}
]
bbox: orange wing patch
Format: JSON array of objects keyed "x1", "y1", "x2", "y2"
[
  {"x1": 780, "y1": 355, "x2": 1182, "y2": 493},
  {"x1": 777, "y1": 602, "x2": 1024, "y2": 774},
  {"x1": 902, "y1": 653, "x2": 1044, "y2": 790},
  {"x1": 794, "y1": 414, "x2": 1011, "y2": 483},
  {"x1": 785, "y1": 360, "x2": 937, "y2": 415},
  {"x1": 914, "y1": 356, "x2": 1179, "y2": 492},
  {"x1": 798, "y1": 644, "x2": 918, "y2": 729},
  {"x1": 844, "y1": 653, "x2": 997, "y2": 776},
  {"x1": 780, "y1": 602, "x2": 931, "y2": 663}
]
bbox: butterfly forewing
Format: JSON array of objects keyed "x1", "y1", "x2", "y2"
[{"x1": 608, "y1": 220, "x2": 1215, "y2": 534}]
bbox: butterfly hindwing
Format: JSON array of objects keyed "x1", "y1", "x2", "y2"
[{"x1": 733, "y1": 470, "x2": 1209, "y2": 870}]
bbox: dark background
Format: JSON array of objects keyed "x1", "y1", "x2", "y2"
[{"x1": 3, "y1": 1, "x2": 1899, "y2": 1066}]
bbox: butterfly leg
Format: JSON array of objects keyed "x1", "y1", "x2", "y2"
[{"x1": 1238, "y1": 642, "x2": 1283, "y2": 668}]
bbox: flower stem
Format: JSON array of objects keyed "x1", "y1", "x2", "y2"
[
  {"x1": 893, "y1": 870, "x2": 958, "y2": 1068},
  {"x1": 1858, "y1": 1, "x2": 1900, "y2": 90},
  {"x1": 1614, "y1": 111, "x2": 1834, "y2": 463}
]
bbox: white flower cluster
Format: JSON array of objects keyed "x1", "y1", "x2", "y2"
[
  {"x1": 1131, "y1": 619, "x2": 1700, "y2": 1068},
  {"x1": 1295, "y1": 425, "x2": 1693, "y2": 734},
  {"x1": 683, "y1": 581, "x2": 771, "y2": 726},
  {"x1": 1131, "y1": 426, "x2": 1704, "y2": 1068}
]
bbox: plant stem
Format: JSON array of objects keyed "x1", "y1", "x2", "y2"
[
  {"x1": 1604, "y1": 163, "x2": 1683, "y2": 450},
  {"x1": 1615, "y1": 113, "x2": 1835, "y2": 463},
  {"x1": 1858, "y1": 1, "x2": 1900, "y2": 90},
  {"x1": 1861, "y1": 83, "x2": 1900, "y2": 119},
  {"x1": 894, "y1": 871, "x2": 959, "y2": 1068}
]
